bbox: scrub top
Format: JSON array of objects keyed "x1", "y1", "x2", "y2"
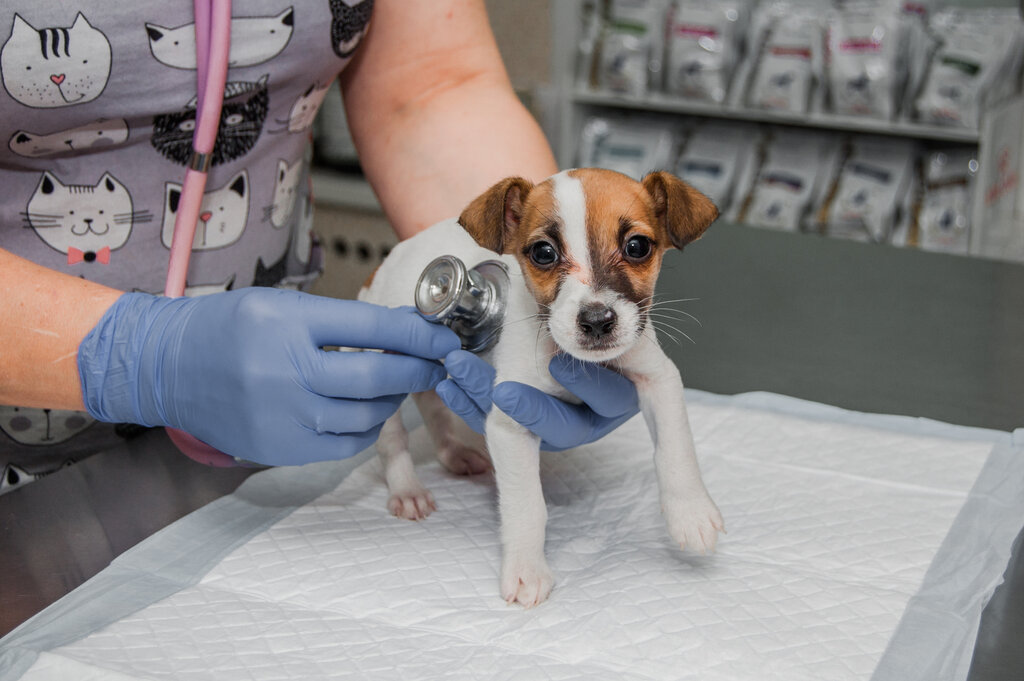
[{"x1": 0, "y1": 1, "x2": 374, "y2": 493}]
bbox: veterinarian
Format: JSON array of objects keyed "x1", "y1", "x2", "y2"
[{"x1": 0, "y1": 1, "x2": 638, "y2": 490}]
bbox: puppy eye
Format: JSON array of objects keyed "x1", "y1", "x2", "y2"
[
  {"x1": 623, "y1": 235, "x2": 652, "y2": 261},
  {"x1": 529, "y1": 241, "x2": 558, "y2": 267}
]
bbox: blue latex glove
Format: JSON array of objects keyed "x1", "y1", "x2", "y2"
[
  {"x1": 79, "y1": 289, "x2": 460, "y2": 466},
  {"x1": 435, "y1": 350, "x2": 639, "y2": 451}
]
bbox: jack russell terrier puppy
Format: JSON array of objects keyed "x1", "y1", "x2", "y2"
[{"x1": 359, "y1": 168, "x2": 724, "y2": 607}]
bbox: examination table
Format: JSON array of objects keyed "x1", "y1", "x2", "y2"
[{"x1": 2, "y1": 223, "x2": 1022, "y2": 680}]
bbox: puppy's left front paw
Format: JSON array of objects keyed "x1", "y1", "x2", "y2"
[
  {"x1": 663, "y1": 494, "x2": 725, "y2": 554},
  {"x1": 500, "y1": 555, "x2": 554, "y2": 608}
]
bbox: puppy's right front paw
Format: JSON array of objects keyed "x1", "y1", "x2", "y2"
[{"x1": 500, "y1": 555, "x2": 553, "y2": 608}]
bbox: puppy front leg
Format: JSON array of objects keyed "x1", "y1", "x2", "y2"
[
  {"x1": 486, "y1": 408, "x2": 552, "y2": 607},
  {"x1": 621, "y1": 346, "x2": 724, "y2": 554}
]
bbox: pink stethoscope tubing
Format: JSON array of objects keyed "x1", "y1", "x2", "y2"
[{"x1": 163, "y1": 0, "x2": 240, "y2": 467}]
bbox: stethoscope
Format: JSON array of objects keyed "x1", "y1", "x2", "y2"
[
  {"x1": 163, "y1": 0, "x2": 509, "y2": 467},
  {"x1": 162, "y1": 0, "x2": 238, "y2": 467}
]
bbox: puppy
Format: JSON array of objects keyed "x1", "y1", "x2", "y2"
[{"x1": 359, "y1": 168, "x2": 724, "y2": 607}]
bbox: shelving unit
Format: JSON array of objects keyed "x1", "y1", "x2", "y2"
[
  {"x1": 571, "y1": 89, "x2": 982, "y2": 144},
  {"x1": 548, "y1": 0, "x2": 1024, "y2": 263}
]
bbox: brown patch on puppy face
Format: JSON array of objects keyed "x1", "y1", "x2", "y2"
[
  {"x1": 571, "y1": 168, "x2": 667, "y2": 307},
  {"x1": 506, "y1": 180, "x2": 564, "y2": 308}
]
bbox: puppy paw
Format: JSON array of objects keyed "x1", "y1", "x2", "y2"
[
  {"x1": 437, "y1": 443, "x2": 491, "y2": 476},
  {"x1": 500, "y1": 555, "x2": 554, "y2": 608},
  {"x1": 387, "y1": 486, "x2": 437, "y2": 521},
  {"x1": 663, "y1": 494, "x2": 725, "y2": 554}
]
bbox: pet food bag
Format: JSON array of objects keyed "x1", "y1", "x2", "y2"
[
  {"x1": 741, "y1": 128, "x2": 842, "y2": 231},
  {"x1": 914, "y1": 8, "x2": 1024, "y2": 128},
  {"x1": 917, "y1": 148, "x2": 977, "y2": 254},
  {"x1": 598, "y1": 0, "x2": 670, "y2": 96},
  {"x1": 824, "y1": 136, "x2": 916, "y2": 243},
  {"x1": 578, "y1": 115, "x2": 677, "y2": 180},
  {"x1": 664, "y1": 0, "x2": 749, "y2": 104},
  {"x1": 742, "y1": 1, "x2": 825, "y2": 114}
]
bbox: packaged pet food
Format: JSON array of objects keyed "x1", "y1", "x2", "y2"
[
  {"x1": 915, "y1": 8, "x2": 1024, "y2": 128},
  {"x1": 598, "y1": 0, "x2": 670, "y2": 96},
  {"x1": 826, "y1": 3, "x2": 904, "y2": 119},
  {"x1": 674, "y1": 121, "x2": 761, "y2": 213},
  {"x1": 741, "y1": 128, "x2": 843, "y2": 231},
  {"x1": 917, "y1": 148, "x2": 977, "y2": 254},
  {"x1": 664, "y1": 0, "x2": 749, "y2": 104},
  {"x1": 575, "y1": 0, "x2": 605, "y2": 88},
  {"x1": 578, "y1": 115, "x2": 677, "y2": 180},
  {"x1": 742, "y1": 1, "x2": 824, "y2": 114},
  {"x1": 824, "y1": 136, "x2": 916, "y2": 243}
]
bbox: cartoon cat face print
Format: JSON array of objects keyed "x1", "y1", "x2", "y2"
[
  {"x1": 267, "y1": 159, "x2": 302, "y2": 229},
  {"x1": 9, "y1": 118, "x2": 129, "y2": 158},
  {"x1": 284, "y1": 82, "x2": 330, "y2": 133},
  {"x1": 146, "y1": 8, "x2": 294, "y2": 69},
  {"x1": 161, "y1": 170, "x2": 250, "y2": 250},
  {"x1": 1, "y1": 13, "x2": 112, "y2": 108},
  {"x1": 0, "y1": 406, "x2": 94, "y2": 446},
  {"x1": 25, "y1": 171, "x2": 146, "y2": 264},
  {"x1": 1, "y1": 464, "x2": 39, "y2": 495},
  {"x1": 329, "y1": 0, "x2": 374, "y2": 58},
  {"x1": 152, "y1": 77, "x2": 269, "y2": 167}
]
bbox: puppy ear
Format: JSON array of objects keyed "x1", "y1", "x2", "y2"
[
  {"x1": 641, "y1": 171, "x2": 719, "y2": 249},
  {"x1": 458, "y1": 177, "x2": 534, "y2": 254}
]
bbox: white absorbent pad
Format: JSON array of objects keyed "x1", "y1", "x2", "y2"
[{"x1": 2, "y1": 391, "x2": 1023, "y2": 681}]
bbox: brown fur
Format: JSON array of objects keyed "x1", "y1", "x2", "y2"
[
  {"x1": 641, "y1": 171, "x2": 719, "y2": 250},
  {"x1": 458, "y1": 168, "x2": 718, "y2": 310},
  {"x1": 509, "y1": 181, "x2": 562, "y2": 307},
  {"x1": 572, "y1": 169, "x2": 666, "y2": 305},
  {"x1": 457, "y1": 177, "x2": 534, "y2": 254}
]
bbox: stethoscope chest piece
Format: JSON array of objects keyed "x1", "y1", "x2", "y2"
[{"x1": 415, "y1": 255, "x2": 509, "y2": 353}]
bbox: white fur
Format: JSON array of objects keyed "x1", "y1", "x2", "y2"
[
  {"x1": 551, "y1": 171, "x2": 591, "y2": 280},
  {"x1": 360, "y1": 186, "x2": 723, "y2": 607}
]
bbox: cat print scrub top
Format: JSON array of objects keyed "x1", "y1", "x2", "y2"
[{"x1": 0, "y1": 1, "x2": 375, "y2": 493}]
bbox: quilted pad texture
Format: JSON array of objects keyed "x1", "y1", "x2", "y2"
[{"x1": 3, "y1": 392, "x2": 1021, "y2": 681}]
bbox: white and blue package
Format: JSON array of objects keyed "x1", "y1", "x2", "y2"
[
  {"x1": 918, "y1": 148, "x2": 977, "y2": 254},
  {"x1": 674, "y1": 121, "x2": 760, "y2": 213},
  {"x1": 824, "y1": 136, "x2": 916, "y2": 243},
  {"x1": 664, "y1": 0, "x2": 749, "y2": 104}
]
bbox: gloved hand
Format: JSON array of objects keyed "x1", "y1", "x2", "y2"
[
  {"x1": 78, "y1": 289, "x2": 460, "y2": 466},
  {"x1": 435, "y1": 350, "x2": 639, "y2": 451}
]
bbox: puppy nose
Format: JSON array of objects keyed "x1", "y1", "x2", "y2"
[{"x1": 578, "y1": 304, "x2": 617, "y2": 339}]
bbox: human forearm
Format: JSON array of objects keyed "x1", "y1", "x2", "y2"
[
  {"x1": 0, "y1": 248, "x2": 122, "y2": 410},
  {"x1": 339, "y1": 0, "x2": 558, "y2": 239}
]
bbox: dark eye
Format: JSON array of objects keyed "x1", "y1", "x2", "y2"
[
  {"x1": 624, "y1": 235, "x2": 652, "y2": 261},
  {"x1": 529, "y1": 241, "x2": 558, "y2": 267}
]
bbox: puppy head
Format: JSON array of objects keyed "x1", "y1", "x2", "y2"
[{"x1": 459, "y1": 168, "x2": 718, "y2": 361}]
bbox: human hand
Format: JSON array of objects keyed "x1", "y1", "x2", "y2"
[
  {"x1": 435, "y1": 350, "x2": 639, "y2": 451},
  {"x1": 78, "y1": 289, "x2": 460, "y2": 466}
]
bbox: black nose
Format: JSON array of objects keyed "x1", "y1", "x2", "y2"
[{"x1": 578, "y1": 304, "x2": 617, "y2": 339}]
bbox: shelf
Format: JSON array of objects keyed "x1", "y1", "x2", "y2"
[
  {"x1": 573, "y1": 88, "x2": 981, "y2": 144},
  {"x1": 311, "y1": 167, "x2": 381, "y2": 212}
]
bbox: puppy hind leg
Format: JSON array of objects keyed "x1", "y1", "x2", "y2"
[
  {"x1": 412, "y1": 391, "x2": 490, "y2": 476},
  {"x1": 377, "y1": 411, "x2": 437, "y2": 520}
]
